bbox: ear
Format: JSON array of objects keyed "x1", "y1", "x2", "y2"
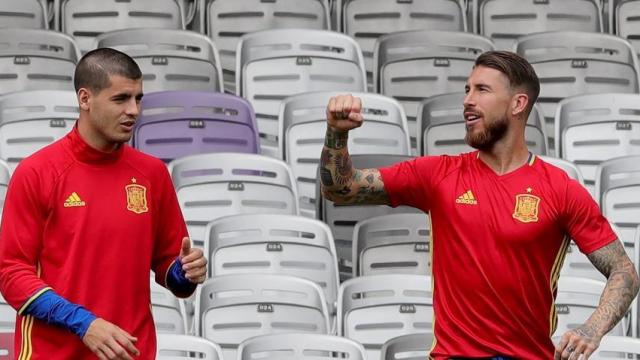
[
  {"x1": 77, "y1": 88, "x2": 91, "y2": 112},
  {"x1": 511, "y1": 92, "x2": 529, "y2": 117}
]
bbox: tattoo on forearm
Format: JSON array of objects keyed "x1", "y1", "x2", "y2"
[
  {"x1": 584, "y1": 240, "x2": 640, "y2": 337},
  {"x1": 334, "y1": 153, "x2": 353, "y2": 185},
  {"x1": 325, "y1": 128, "x2": 348, "y2": 149}
]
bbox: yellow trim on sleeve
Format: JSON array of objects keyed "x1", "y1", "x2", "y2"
[
  {"x1": 548, "y1": 237, "x2": 570, "y2": 336},
  {"x1": 18, "y1": 287, "x2": 52, "y2": 315}
]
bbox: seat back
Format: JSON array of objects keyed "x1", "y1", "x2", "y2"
[
  {"x1": 317, "y1": 154, "x2": 422, "y2": 279},
  {"x1": 206, "y1": 214, "x2": 339, "y2": 317},
  {"x1": 478, "y1": 0, "x2": 602, "y2": 49},
  {"x1": 61, "y1": 0, "x2": 183, "y2": 53},
  {"x1": 380, "y1": 333, "x2": 433, "y2": 360},
  {"x1": 204, "y1": 0, "x2": 330, "y2": 91},
  {"x1": 0, "y1": 0, "x2": 47, "y2": 29},
  {"x1": 237, "y1": 29, "x2": 366, "y2": 157},
  {"x1": 418, "y1": 92, "x2": 546, "y2": 155},
  {"x1": 279, "y1": 91, "x2": 410, "y2": 217},
  {"x1": 0, "y1": 330, "x2": 14, "y2": 360},
  {"x1": 615, "y1": 0, "x2": 640, "y2": 56},
  {"x1": 0, "y1": 160, "x2": 9, "y2": 215},
  {"x1": 517, "y1": 32, "x2": 640, "y2": 153},
  {"x1": 95, "y1": 29, "x2": 223, "y2": 93},
  {"x1": 554, "y1": 276, "x2": 626, "y2": 337},
  {"x1": 595, "y1": 155, "x2": 640, "y2": 246},
  {"x1": 0, "y1": 292, "x2": 15, "y2": 332},
  {"x1": 169, "y1": 153, "x2": 298, "y2": 247},
  {"x1": 151, "y1": 280, "x2": 187, "y2": 334},
  {"x1": 353, "y1": 213, "x2": 430, "y2": 277},
  {"x1": 591, "y1": 335, "x2": 640, "y2": 359},
  {"x1": 338, "y1": 274, "x2": 433, "y2": 360},
  {"x1": 238, "y1": 333, "x2": 366, "y2": 360},
  {"x1": 340, "y1": 0, "x2": 467, "y2": 86},
  {"x1": 156, "y1": 334, "x2": 223, "y2": 360},
  {"x1": 196, "y1": 274, "x2": 330, "y2": 360},
  {"x1": 0, "y1": 29, "x2": 80, "y2": 94},
  {"x1": 555, "y1": 93, "x2": 640, "y2": 194},
  {"x1": 0, "y1": 90, "x2": 78, "y2": 170},
  {"x1": 375, "y1": 31, "x2": 494, "y2": 152},
  {"x1": 136, "y1": 91, "x2": 259, "y2": 162}
]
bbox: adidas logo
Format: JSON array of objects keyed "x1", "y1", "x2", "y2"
[
  {"x1": 64, "y1": 192, "x2": 86, "y2": 207},
  {"x1": 455, "y1": 190, "x2": 477, "y2": 205}
]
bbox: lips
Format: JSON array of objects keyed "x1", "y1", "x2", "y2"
[
  {"x1": 120, "y1": 120, "x2": 135, "y2": 131},
  {"x1": 464, "y1": 111, "x2": 482, "y2": 126}
]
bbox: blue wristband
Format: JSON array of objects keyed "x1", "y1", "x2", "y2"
[
  {"x1": 23, "y1": 289, "x2": 97, "y2": 338},
  {"x1": 166, "y1": 257, "x2": 197, "y2": 298}
]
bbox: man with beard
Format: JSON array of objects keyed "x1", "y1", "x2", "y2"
[{"x1": 319, "y1": 51, "x2": 639, "y2": 359}]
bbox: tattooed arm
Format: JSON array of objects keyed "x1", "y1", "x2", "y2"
[
  {"x1": 319, "y1": 94, "x2": 390, "y2": 205},
  {"x1": 555, "y1": 240, "x2": 639, "y2": 360}
]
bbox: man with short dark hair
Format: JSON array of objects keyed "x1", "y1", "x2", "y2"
[
  {"x1": 0, "y1": 48, "x2": 207, "y2": 360},
  {"x1": 320, "y1": 51, "x2": 639, "y2": 359}
]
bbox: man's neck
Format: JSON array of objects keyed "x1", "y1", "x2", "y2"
[{"x1": 477, "y1": 134, "x2": 530, "y2": 175}]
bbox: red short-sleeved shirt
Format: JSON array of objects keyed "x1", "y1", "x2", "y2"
[{"x1": 379, "y1": 152, "x2": 617, "y2": 359}]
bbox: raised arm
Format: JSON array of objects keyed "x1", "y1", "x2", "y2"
[
  {"x1": 555, "y1": 240, "x2": 640, "y2": 359},
  {"x1": 319, "y1": 94, "x2": 390, "y2": 206}
]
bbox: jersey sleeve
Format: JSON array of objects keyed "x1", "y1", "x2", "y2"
[
  {"x1": 151, "y1": 163, "x2": 189, "y2": 288},
  {"x1": 562, "y1": 179, "x2": 618, "y2": 254},
  {"x1": 378, "y1": 155, "x2": 448, "y2": 212},
  {"x1": 0, "y1": 163, "x2": 51, "y2": 313}
]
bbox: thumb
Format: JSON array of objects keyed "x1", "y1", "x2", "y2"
[{"x1": 179, "y1": 237, "x2": 191, "y2": 260}]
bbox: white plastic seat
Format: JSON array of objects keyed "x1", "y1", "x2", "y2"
[
  {"x1": 590, "y1": 335, "x2": 640, "y2": 359},
  {"x1": 0, "y1": 160, "x2": 11, "y2": 216},
  {"x1": 236, "y1": 29, "x2": 366, "y2": 157},
  {"x1": 151, "y1": 279, "x2": 187, "y2": 334},
  {"x1": 0, "y1": 0, "x2": 48, "y2": 29},
  {"x1": 237, "y1": 333, "x2": 367, "y2": 360},
  {"x1": 156, "y1": 334, "x2": 223, "y2": 360},
  {"x1": 0, "y1": 292, "x2": 16, "y2": 332},
  {"x1": 0, "y1": 90, "x2": 78, "y2": 170},
  {"x1": 168, "y1": 153, "x2": 299, "y2": 248},
  {"x1": 380, "y1": 333, "x2": 433, "y2": 360},
  {"x1": 279, "y1": 91, "x2": 410, "y2": 217}
]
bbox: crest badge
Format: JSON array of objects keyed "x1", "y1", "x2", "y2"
[
  {"x1": 125, "y1": 178, "x2": 148, "y2": 214},
  {"x1": 512, "y1": 193, "x2": 540, "y2": 223}
]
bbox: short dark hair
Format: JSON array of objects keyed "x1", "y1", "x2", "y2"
[
  {"x1": 475, "y1": 51, "x2": 540, "y2": 114},
  {"x1": 73, "y1": 48, "x2": 142, "y2": 93}
]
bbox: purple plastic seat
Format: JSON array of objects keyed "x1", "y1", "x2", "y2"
[{"x1": 134, "y1": 91, "x2": 260, "y2": 162}]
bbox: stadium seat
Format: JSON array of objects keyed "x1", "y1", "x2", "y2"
[
  {"x1": 380, "y1": 333, "x2": 433, "y2": 360},
  {"x1": 317, "y1": 154, "x2": 423, "y2": 279},
  {"x1": 279, "y1": 91, "x2": 411, "y2": 217},
  {"x1": 352, "y1": 213, "x2": 430, "y2": 277},
  {"x1": 0, "y1": 90, "x2": 78, "y2": 170},
  {"x1": 0, "y1": 0, "x2": 48, "y2": 29},
  {"x1": 338, "y1": 274, "x2": 433, "y2": 360},
  {"x1": 135, "y1": 91, "x2": 259, "y2": 162},
  {"x1": 156, "y1": 334, "x2": 223, "y2": 360},
  {"x1": 633, "y1": 225, "x2": 640, "y2": 337},
  {"x1": 0, "y1": 330, "x2": 14, "y2": 360},
  {"x1": 59, "y1": 0, "x2": 184, "y2": 53},
  {"x1": 614, "y1": 0, "x2": 640, "y2": 55},
  {"x1": 374, "y1": 30, "x2": 494, "y2": 152},
  {"x1": 205, "y1": 214, "x2": 339, "y2": 322},
  {"x1": 554, "y1": 276, "x2": 626, "y2": 337},
  {"x1": 200, "y1": 0, "x2": 331, "y2": 92},
  {"x1": 595, "y1": 155, "x2": 640, "y2": 247},
  {"x1": 0, "y1": 29, "x2": 80, "y2": 95},
  {"x1": 590, "y1": 335, "x2": 640, "y2": 359},
  {"x1": 475, "y1": 0, "x2": 602, "y2": 49},
  {"x1": 150, "y1": 279, "x2": 187, "y2": 335},
  {"x1": 168, "y1": 153, "x2": 298, "y2": 247},
  {"x1": 417, "y1": 92, "x2": 547, "y2": 156},
  {"x1": 517, "y1": 32, "x2": 640, "y2": 153},
  {"x1": 236, "y1": 29, "x2": 366, "y2": 157},
  {"x1": 95, "y1": 29, "x2": 223, "y2": 93},
  {"x1": 196, "y1": 274, "x2": 330, "y2": 360},
  {"x1": 0, "y1": 160, "x2": 11, "y2": 216},
  {"x1": 338, "y1": 0, "x2": 467, "y2": 87},
  {"x1": 238, "y1": 333, "x2": 366, "y2": 360},
  {"x1": 0, "y1": 292, "x2": 15, "y2": 332},
  {"x1": 555, "y1": 94, "x2": 640, "y2": 195}
]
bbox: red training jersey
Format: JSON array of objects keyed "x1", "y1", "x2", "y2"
[
  {"x1": 0, "y1": 126, "x2": 188, "y2": 359},
  {"x1": 379, "y1": 151, "x2": 617, "y2": 359}
]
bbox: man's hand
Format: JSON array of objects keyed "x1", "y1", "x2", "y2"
[
  {"x1": 82, "y1": 318, "x2": 139, "y2": 360},
  {"x1": 326, "y1": 94, "x2": 364, "y2": 132},
  {"x1": 554, "y1": 324, "x2": 601, "y2": 359},
  {"x1": 179, "y1": 237, "x2": 207, "y2": 284}
]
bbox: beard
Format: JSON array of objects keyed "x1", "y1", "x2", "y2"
[{"x1": 464, "y1": 115, "x2": 509, "y2": 151}]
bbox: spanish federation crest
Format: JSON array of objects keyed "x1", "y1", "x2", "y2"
[
  {"x1": 125, "y1": 178, "x2": 148, "y2": 214},
  {"x1": 512, "y1": 193, "x2": 540, "y2": 223}
]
